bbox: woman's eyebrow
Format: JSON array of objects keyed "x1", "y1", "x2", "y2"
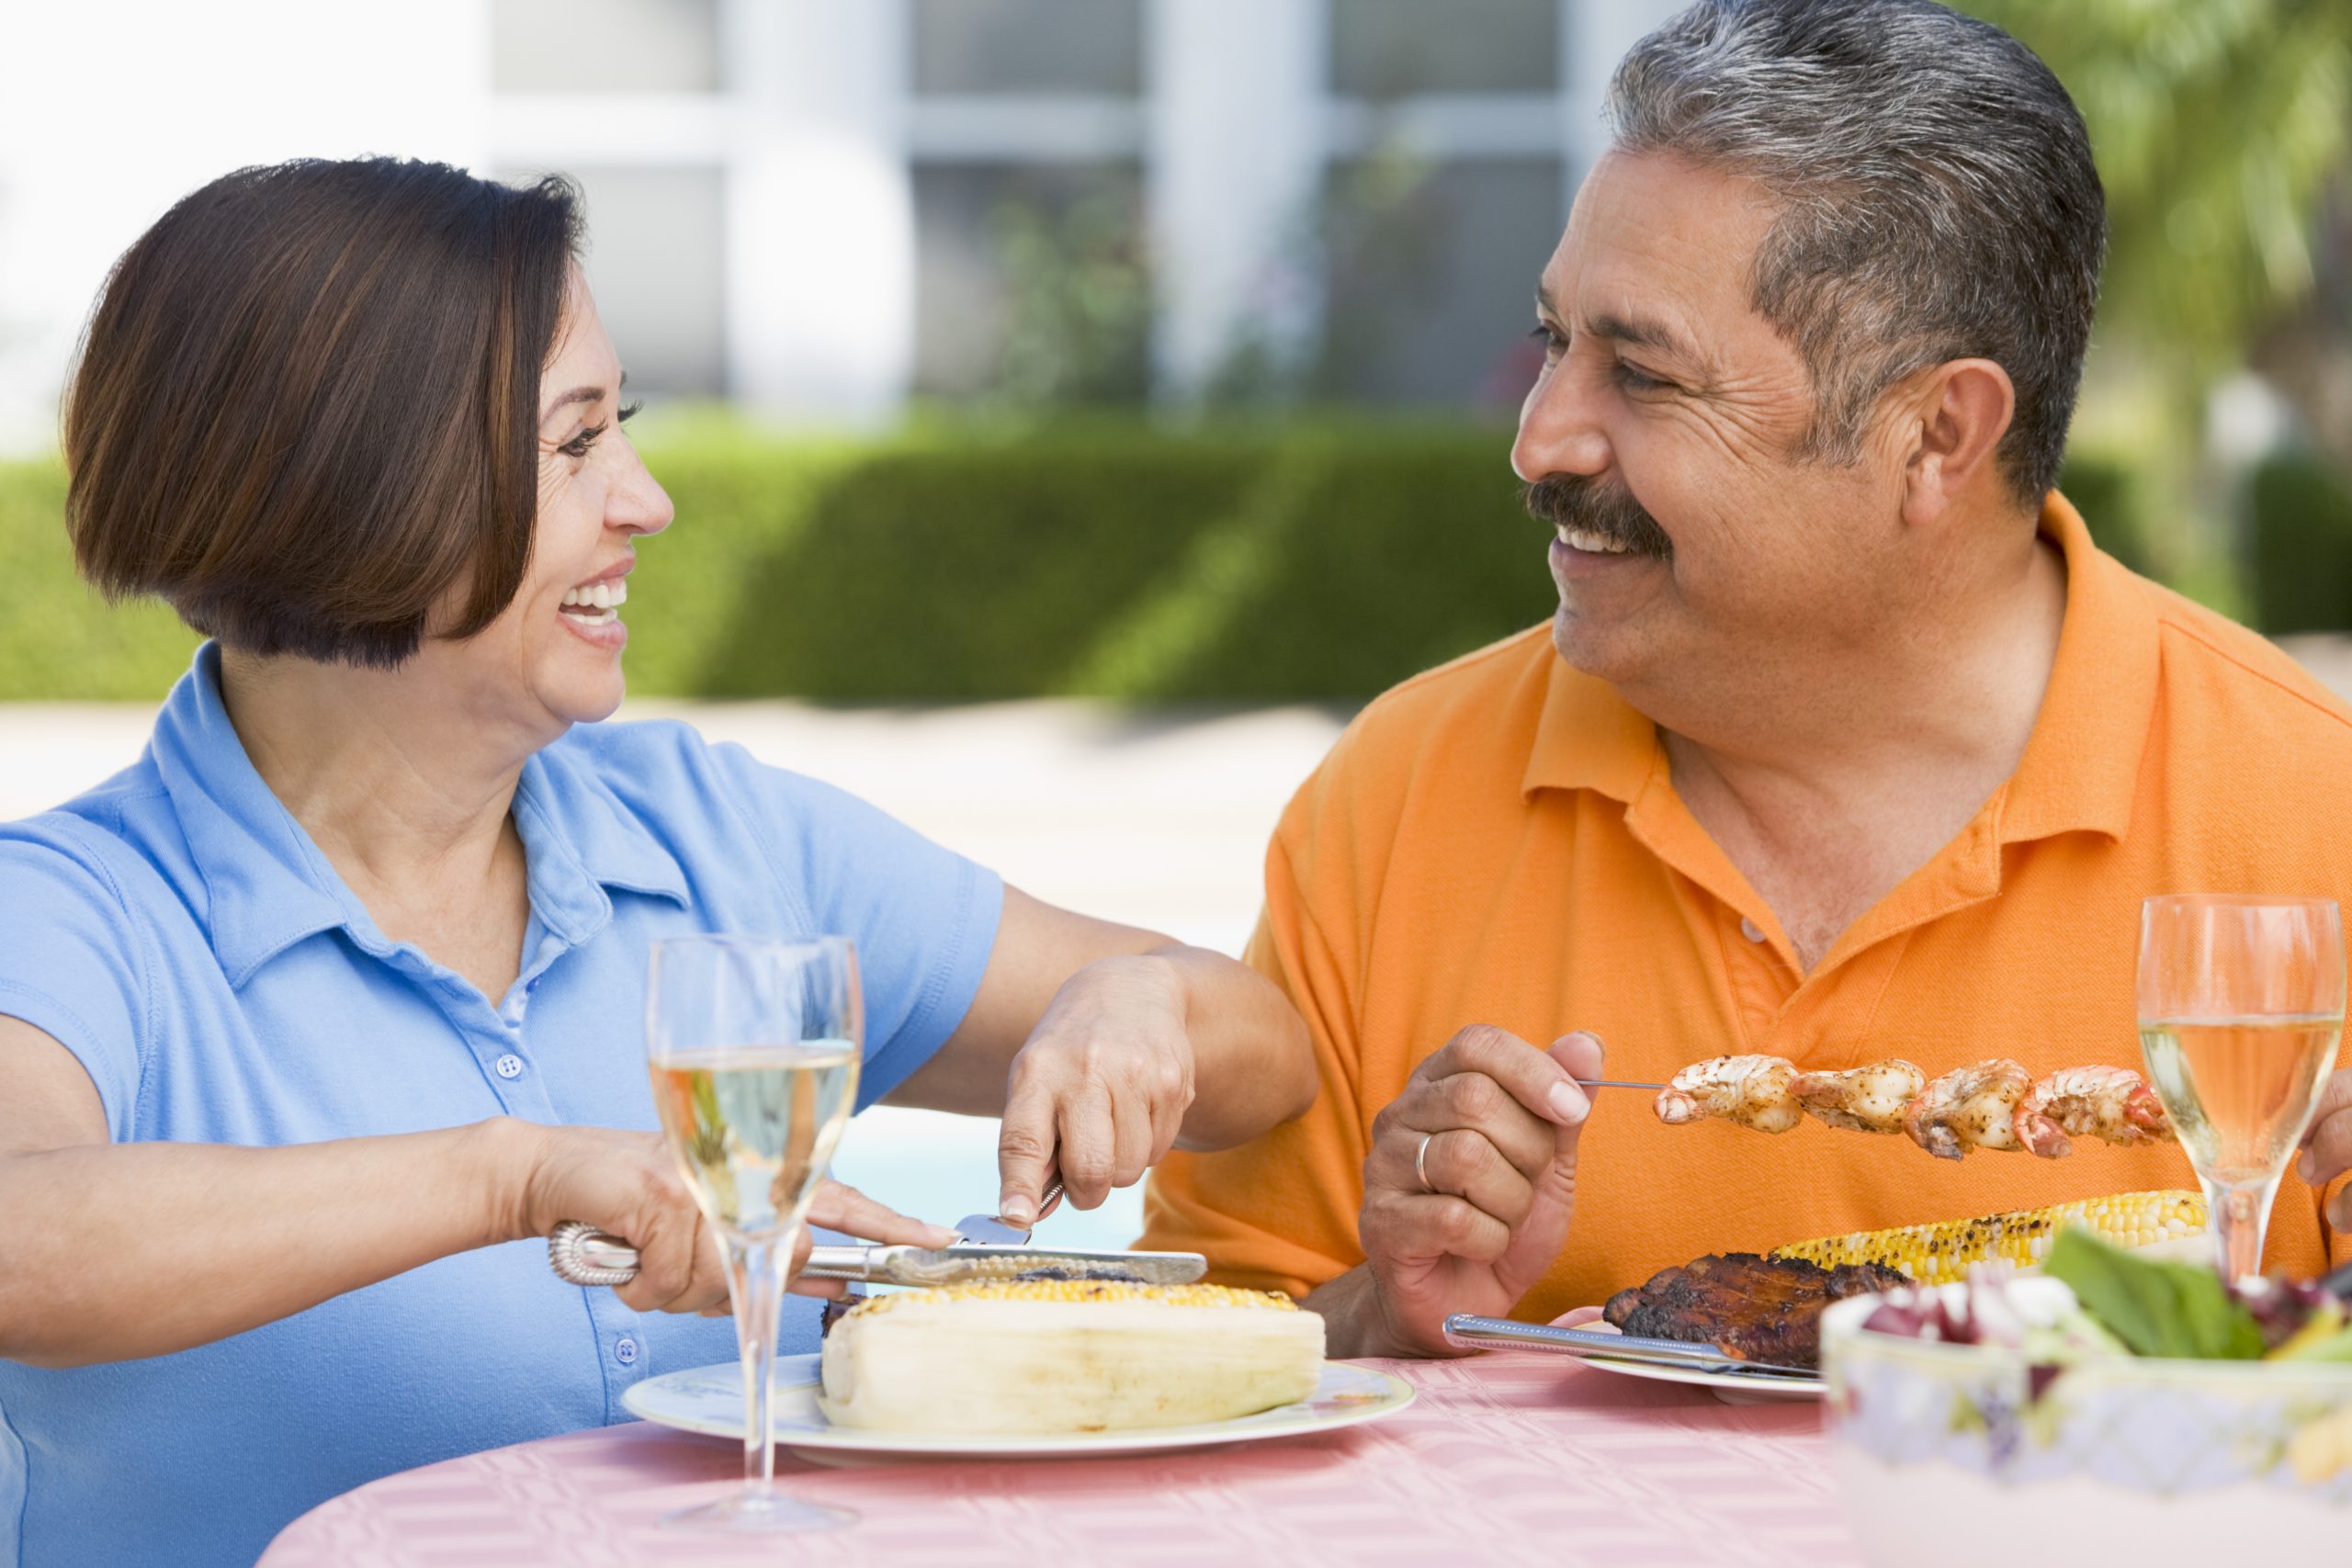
[{"x1": 539, "y1": 370, "x2": 628, "y2": 424}]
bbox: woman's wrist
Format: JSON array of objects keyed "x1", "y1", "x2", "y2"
[{"x1": 465, "y1": 1116, "x2": 546, "y2": 1248}]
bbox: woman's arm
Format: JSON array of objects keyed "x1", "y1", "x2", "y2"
[
  {"x1": 886, "y1": 886, "x2": 1317, "y2": 1222},
  {"x1": 0, "y1": 1016, "x2": 947, "y2": 1369}
]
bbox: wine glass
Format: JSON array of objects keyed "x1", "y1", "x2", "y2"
[
  {"x1": 646, "y1": 934, "x2": 863, "y2": 1533},
  {"x1": 2136, "y1": 896, "x2": 2345, "y2": 1285}
]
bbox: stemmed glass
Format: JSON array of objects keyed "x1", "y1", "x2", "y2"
[
  {"x1": 646, "y1": 934, "x2": 863, "y2": 1532},
  {"x1": 2136, "y1": 896, "x2": 2344, "y2": 1285}
]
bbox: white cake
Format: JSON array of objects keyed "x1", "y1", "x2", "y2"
[{"x1": 818, "y1": 1279, "x2": 1327, "y2": 1435}]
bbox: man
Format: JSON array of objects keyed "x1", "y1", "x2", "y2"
[{"x1": 1139, "y1": 0, "x2": 2352, "y2": 1358}]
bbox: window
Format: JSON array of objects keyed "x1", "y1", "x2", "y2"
[
  {"x1": 1331, "y1": 0, "x2": 1560, "y2": 96},
  {"x1": 492, "y1": 0, "x2": 719, "y2": 95},
  {"x1": 527, "y1": 165, "x2": 728, "y2": 397},
  {"x1": 912, "y1": 0, "x2": 1142, "y2": 96}
]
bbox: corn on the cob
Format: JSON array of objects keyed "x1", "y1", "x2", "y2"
[
  {"x1": 819, "y1": 1279, "x2": 1325, "y2": 1434},
  {"x1": 1770, "y1": 1189, "x2": 2206, "y2": 1285}
]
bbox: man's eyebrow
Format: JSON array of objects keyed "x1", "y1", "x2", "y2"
[{"x1": 1587, "y1": 311, "x2": 1694, "y2": 362}]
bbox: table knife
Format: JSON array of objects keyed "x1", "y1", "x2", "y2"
[{"x1": 1441, "y1": 1314, "x2": 1817, "y2": 1379}]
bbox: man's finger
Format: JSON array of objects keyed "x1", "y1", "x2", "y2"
[
  {"x1": 2299, "y1": 1069, "x2": 2352, "y2": 1153},
  {"x1": 1361, "y1": 1190, "x2": 1513, "y2": 1266},
  {"x1": 1376, "y1": 1125, "x2": 1535, "y2": 1226},
  {"x1": 2299, "y1": 1108, "x2": 2352, "y2": 1190},
  {"x1": 1390, "y1": 1071, "x2": 1555, "y2": 1178},
  {"x1": 1419, "y1": 1023, "x2": 1585, "y2": 1127}
]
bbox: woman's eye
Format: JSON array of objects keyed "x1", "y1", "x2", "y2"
[{"x1": 559, "y1": 423, "x2": 608, "y2": 459}]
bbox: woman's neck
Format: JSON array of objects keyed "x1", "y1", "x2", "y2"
[{"x1": 216, "y1": 646, "x2": 539, "y2": 898}]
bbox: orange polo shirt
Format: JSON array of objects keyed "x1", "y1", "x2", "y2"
[{"x1": 1142, "y1": 495, "x2": 2352, "y2": 1316}]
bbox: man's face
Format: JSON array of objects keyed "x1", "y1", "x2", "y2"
[{"x1": 1515, "y1": 150, "x2": 1913, "y2": 697}]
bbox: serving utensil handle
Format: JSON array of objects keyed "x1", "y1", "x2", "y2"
[{"x1": 549, "y1": 1222, "x2": 876, "y2": 1287}]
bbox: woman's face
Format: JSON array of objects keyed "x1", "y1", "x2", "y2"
[{"x1": 426, "y1": 271, "x2": 673, "y2": 734}]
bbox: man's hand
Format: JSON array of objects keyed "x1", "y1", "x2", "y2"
[
  {"x1": 995, "y1": 955, "x2": 1197, "y2": 1223},
  {"x1": 2297, "y1": 1068, "x2": 2352, "y2": 1232},
  {"x1": 1315, "y1": 1025, "x2": 1601, "y2": 1358}
]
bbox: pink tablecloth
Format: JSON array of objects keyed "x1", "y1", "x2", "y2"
[{"x1": 258, "y1": 1354, "x2": 1865, "y2": 1568}]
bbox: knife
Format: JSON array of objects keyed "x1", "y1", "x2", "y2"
[{"x1": 1441, "y1": 1314, "x2": 1817, "y2": 1378}]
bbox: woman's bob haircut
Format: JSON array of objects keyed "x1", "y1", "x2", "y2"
[{"x1": 63, "y1": 157, "x2": 582, "y2": 668}]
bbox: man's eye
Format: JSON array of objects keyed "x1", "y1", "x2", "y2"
[
  {"x1": 1613, "y1": 361, "x2": 1668, "y2": 392},
  {"x1": 1527, "y1": 323, "x2": 1567, "y2": 356}
]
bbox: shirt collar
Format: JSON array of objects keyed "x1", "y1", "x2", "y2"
[
  {"x1": 153, "y1": 644, "x2": 689, "y2": 987},
  {"x1": 1521, "y1": 491, "x2": 2159, "y2": 846}
]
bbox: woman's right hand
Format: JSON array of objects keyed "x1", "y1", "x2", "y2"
[{"x1": 502, "y1": 1122, "x2": 735, "y2": 1315}]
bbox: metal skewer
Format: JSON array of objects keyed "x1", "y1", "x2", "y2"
[{"x1": 1577, "y1": 1078, "x2": 1665, "y2": 1091}]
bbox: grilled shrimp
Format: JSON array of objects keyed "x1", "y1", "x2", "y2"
[
  {"x1": 1903, "y1": 1059, "x2": 2032, "y2": 1160},
  {"x1": 2012, "y1": 1065, "x2": 2173, "y2": 1158},
  {"x1": 1789, "y1": 1059, "x2": 1928, "y2": 1134},
  {"x1": 1655, "y1": 1055, "x2": 1804, "y2": 1134}
]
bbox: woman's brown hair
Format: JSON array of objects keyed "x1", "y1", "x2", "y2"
[{"x1": 63, "y1": 158, "x2": 581, "y2": 666}]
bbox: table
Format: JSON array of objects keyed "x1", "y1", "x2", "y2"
[{"x1": 258, "y1": 1354, "x2": 1867, "y2": 1567}]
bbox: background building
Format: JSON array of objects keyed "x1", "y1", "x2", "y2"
[{"x1": 0, "y1": 0, "x2": 1683, "y2": 454}]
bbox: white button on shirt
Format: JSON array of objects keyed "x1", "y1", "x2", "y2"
[
  {"x1": 1739, "y1": 918, "x2": 1767, "y2": 943},
  {"x1": 493, "y1": 1054, "x2": 525, "y2": 1080}
]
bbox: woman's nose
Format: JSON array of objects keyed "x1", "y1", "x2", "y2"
[{"x1": 609, "y1": 454, "x2": 674, "y2": 537}]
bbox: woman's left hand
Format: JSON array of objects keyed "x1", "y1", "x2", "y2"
[{"x1": 996, "y1": 955, "x2": 1196, "y2": 1223}]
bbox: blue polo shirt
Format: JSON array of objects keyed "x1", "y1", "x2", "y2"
[{"x1": 0, "y1": 645, "x2": 1003, "y2": 1568}]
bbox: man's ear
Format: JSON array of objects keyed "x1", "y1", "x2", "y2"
[{"x1": 1898, "y1": 357, "x2": 2015, "y2": 528}]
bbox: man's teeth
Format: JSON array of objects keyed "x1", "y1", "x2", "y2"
[
  {"x1": 560, "y1": 581, "x2": 628, "y2": 610},
  {"x1": 1558, "y1": 527, "x2": 1632, "y2": 555}
]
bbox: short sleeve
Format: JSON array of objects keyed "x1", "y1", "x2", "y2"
[
  {"x1": 710, "y1": 748, "x2": 1003, "y2": 1108},
  {"x1": 0, "y1": 829, "x2": 149, "y2": 1140}
]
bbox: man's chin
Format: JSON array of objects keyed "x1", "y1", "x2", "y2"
[{"x1": 1549, "y1": 604, "x2": 1645, "y2": 684}]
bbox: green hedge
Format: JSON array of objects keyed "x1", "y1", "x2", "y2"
[{"x1": 0, "y1": 421, "x2": 2204, "y2": 704}]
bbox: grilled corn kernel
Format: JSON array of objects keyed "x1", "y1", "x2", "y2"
[{"x1": 1770, "y1": 1189, "x2": 2206, "y2": 1286}]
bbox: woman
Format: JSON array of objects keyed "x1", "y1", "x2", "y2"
[{"x1": 0, "y1": 159, "x2": 1314, "y2": 1568}]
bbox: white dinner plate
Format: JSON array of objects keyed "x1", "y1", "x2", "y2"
[
  {"x1": 623, "y1": 1354, "x2": 1417, "y2": 1462},
  {"x1": 1573, "y1": 1353, "x2": 1823, "y2": 1404}
]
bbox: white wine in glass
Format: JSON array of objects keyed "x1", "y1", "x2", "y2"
[
  {"x1": 2136, "y1": 897, "x2": 2344, "y2": 1285},
  {"x1": 646, "y1": 934, "x2": 863, "y2": 1533}
]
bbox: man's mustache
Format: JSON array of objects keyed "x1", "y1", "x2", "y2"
[{"x1": 1521, "y1": 475, "x2": 1674, "y2": 560}]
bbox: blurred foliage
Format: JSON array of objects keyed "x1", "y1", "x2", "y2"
[
  {"x1": 0, "y1": 420, "x2": 2219, "y2": 705},
  {"x1": 2251, "y1": 450, "x2": 2352, "y2": 632},
  {"x1": 1962, "y1": 0, "x2": 2352, "y2": 603},
  {"x1": 985, "y1": 186, "x2": 1154, "y2": 408}
]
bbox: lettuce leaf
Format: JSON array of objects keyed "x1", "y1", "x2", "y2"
[{"x1": 2043, "y1": 1228, "x2": 2264, "y2": 1359}]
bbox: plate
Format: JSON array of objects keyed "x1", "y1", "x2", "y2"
[
  {"x1": 622, "y1": 1354, "x2": 1417, "y2": 1461},
  {"x1": 1574, "y1": 1353, "x2": 1823, "y2": 1404}
]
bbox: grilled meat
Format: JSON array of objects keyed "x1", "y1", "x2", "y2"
[{"x1": 1601, "y1": 1252, "x2": 1909, "y2": 1369}]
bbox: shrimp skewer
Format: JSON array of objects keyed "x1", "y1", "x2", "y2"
[
  {"x1": 2011, "y1": 1065, "x2": 2172, "y2": 1158},
  {"x1": 1902, "y1": 1059, "x2": 2033, "y2": 1160},
  {"x1": 1789, "y1": 1059, "x2": 1928, "y2": 1134},
  {"x1": 1655, "y1": 1055, "x2": 1804, "y2": 1133}
]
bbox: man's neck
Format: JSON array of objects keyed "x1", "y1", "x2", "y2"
[{"x1": 1654, "y1": 532, "x2": 2069, "y2": 971}]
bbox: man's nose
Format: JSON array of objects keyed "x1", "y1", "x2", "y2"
[{"x1": 1510, "y1": 359, "x2": 1611, "y2": 484}]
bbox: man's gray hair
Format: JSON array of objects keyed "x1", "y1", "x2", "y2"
[{"x1": 1608, "y1": 0, "x2": 2105, "y2": 506}]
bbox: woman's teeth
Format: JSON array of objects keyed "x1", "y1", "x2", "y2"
[
  {"x1": 1558, "y1": 527, "x2": 1632, "y2": 555},
  {"x1": 560, "y1": 581, "x2": 628, "y2": 622}
]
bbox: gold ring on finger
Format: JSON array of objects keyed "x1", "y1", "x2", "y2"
[{"x1": 1415, "y1": 1131, "x2": 1438, "y2": 1194}]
